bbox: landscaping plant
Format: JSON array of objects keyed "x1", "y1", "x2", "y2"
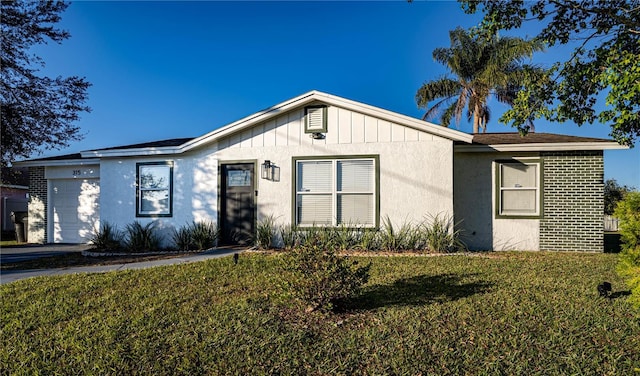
[
  {"x1": 423, "y1": 213, "x2": 466, "y2": 253},
  {"x1": 284, "y1": 235, "x2": 371, "y2": 312},
  {"x1": 89, "y1": 222, "x2": 123, "y2": 251},
  {"x1": 614, "y1": 191, "x2": 640, "y2": 312},
  {"x1": 255, "y1": 215, "x2": 278, "y2": 250},
  {"x1": 123, "y1": 221, "x2": 162, "y2": 252},
  {"x1": 189, "y1": 220, "x2": 219, "y2": 250}
]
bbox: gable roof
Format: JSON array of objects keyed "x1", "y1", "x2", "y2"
[
  {"x1": 176, "y1": 90, "x2": 474, "y2": 153},
  {"x1": 455, "y1": 132, "x2": 626, "y2": 152},
  {"x1": 79, "y1": 90, "x2": 474, "y2": 158}
]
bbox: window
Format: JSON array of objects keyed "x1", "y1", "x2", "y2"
[
  {"x1": 294, "y1": 156, "x2": 378, "y2": 227},
  {"x1": 304, "y1": 105, "x2": 327, "y2": 133},
  {"x1": 496, "y1": 160, "x2": 541, "y2": 218},
  {"x1": 137, "y1": 162, "x2": 173, "y2": 217}
]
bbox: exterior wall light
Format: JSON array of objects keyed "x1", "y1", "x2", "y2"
[
  {"x1": 261, "y1": 160, "x2": 272, "y2": 180},
  {"x1": 261, "y1": 160, "x2": 280, "y2": 181}
]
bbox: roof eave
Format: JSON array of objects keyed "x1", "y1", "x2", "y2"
[
  {"x1": 13, "y1": 158, "x2": 101, "y2": 167},
  {"x1": 455, "y1": 142, "x2": 628, "y2": 152},
  {"x1": 81, "y1": 147, "x2": 183, "y2": 158}
]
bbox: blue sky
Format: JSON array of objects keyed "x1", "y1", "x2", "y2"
[{"x1": 30, "y1": 1, "x2": 639, "y2": 187}]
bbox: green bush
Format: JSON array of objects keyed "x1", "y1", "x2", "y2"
[
  {"x1": 614, "y1": 191, "x2": 640, "y2": 251},
  {"x1": 190, "y1": 221, "x2": 219, "y2": 250},
  {"x1": 171, "y1": 225, "x2": 193, "y2": 251},
  {"x1": 256, "y1": 215, "x2": 278, "y2": 249},
  {"x1": 614, "y1": 191, "x2": 640, "y2": 313},
  {"x1": 279, "y1": 224, "x2": 300, "y2": 250},
  {"x1": 284, "y1": 235, "x2": 371, "y2": 312},
  {"x1": 123, "y1": 221, "x2": 162, "y2": 252},
  {"x1": 90, "y1": 222, "x2": 123, "y2": 251},
  {"x1": 423, "y1": 213, "x2": 466, "y2": 253}
]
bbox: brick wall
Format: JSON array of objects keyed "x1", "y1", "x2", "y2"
[
  {"x1": 539, "y1": 151, "x2": 604, "y2": 252},
  {"x1": 28, "y1": 166, "x2": 47, "y2": 243}
]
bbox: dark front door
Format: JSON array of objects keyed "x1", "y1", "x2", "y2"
[{"x1": 220, "y1": 163, "x2": 256, "y2": 245}]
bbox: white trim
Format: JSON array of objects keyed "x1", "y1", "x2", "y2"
[
  {"x1": 81, "y1": 147, "x2": 182, "y2": 158},
  {"x1": 455, "y1": 142, "x2": 627, "y2": 152},
  {"x1": 13, "y1": 159, "x2": 100, "y2": 167},
  {"x1": 496, "y1": 161, "x2": 541, "y2": 217},
  {"x1": 0, "y1": 184, "x2": 28, "y2": 190}
]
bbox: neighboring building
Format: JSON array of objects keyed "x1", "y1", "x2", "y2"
[
  {"x1": 0, "y1": 167, "x2": 29, "y2": 234},
  {"x1": 14, "y1": 91, "x2": 626, "y2": 251}
]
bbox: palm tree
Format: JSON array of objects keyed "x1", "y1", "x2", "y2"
[{"x1": 416, "y1": 27, "x2": 544, "y2": 133}]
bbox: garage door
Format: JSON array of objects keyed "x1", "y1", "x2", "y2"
[{"x1": 51, "y1": 179, "x2": 100, "y2": 243}]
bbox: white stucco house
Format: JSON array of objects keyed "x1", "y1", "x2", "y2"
[{"x1": 16, "y1": 91, "x2": 626, "y2": 251}]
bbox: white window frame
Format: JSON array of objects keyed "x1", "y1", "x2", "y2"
[
  {"x1": 495, "y1": 159, "x2": 542, "y2": 218},
  {"x1": 294, "y1": 156, "x2": 378, "y2": 227},
  {"x1": 136, "y1": 161, "x2": 173, "y2": 217}
]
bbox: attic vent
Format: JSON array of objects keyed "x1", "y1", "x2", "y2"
[{"x1": 305, "y1": 105, "x2": 327, "y2": 134}]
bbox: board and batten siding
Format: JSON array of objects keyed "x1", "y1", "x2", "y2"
[
  {"x1": 217, "y1": 106, "x2": 441, "y2": 150},
  {"x1": 215, "y1": 105, "x2": 454, "y2": 229}
]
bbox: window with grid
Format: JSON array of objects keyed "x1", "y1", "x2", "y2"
[
  {"x1": 295, "y1": 157, "x2": 376, "y2": 226},
  {"x1": 496, "y1": 161, "x2": 541, "y2": 217},
  {"x1": 137, "y1": 161, "x2": 173, "y2": 217}
]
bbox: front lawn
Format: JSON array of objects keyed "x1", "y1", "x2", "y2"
[{"x1": 1, "y1": 252, "x2": 638, "y2": 375}]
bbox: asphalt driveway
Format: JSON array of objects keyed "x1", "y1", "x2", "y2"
[
  {"x1": 1, "y1": 244, "x2": 90, "y2": 263},
  {"x1": 0, "y1": 244, "x2": 239, "y2": 285}
]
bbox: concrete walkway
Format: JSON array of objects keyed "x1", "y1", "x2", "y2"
[{"x1": 0, "y1": 246, "x2": 239, "y2": 285}]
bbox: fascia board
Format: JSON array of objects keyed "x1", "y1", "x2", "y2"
[
  {"x1": 80, "y1": 147, "x2": 182, "y2": 158},
  {"x1": 13, "y1": 159, "x2": 101, "y2": 167},
  {"x1": 0, "y1": 184, "x2": 29, "y2": 190},
  {"x1": 455, "y1": 142, "x2": 628, "y2": 152}
]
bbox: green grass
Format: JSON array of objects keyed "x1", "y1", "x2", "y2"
[{"x1": 2, "y1": 252, "x2": 639, "y2": 375}]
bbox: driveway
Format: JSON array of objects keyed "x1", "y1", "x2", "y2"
[
  {"x1": 0, "y1": 245, "x2": 239, "y2": 285},
  {"x1": 0, "y1": 244, "x2": 90, "y2": 263}
]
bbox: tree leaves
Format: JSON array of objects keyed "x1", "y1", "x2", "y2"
[
  {"x1": 461, "y1": 0, "x2": 640, "y2": 146},
  {"x1": 1, "y1": 1, "x2": 91, "y2": 166},
  {"x1": 416, "y1": 27, "x2": 543, "y2": 133}
]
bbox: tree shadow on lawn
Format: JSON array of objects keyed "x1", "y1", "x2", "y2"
[{"x1": 350, "y1": 273, "x2": 494, "y2": 311}]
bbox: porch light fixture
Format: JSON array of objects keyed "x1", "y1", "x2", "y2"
[
  {"x1": 261, "y1": 160, "x2": 272, "y2": 180},
  {"x1": 261, "y1": 160, "x2": 281, "y2": 182}
]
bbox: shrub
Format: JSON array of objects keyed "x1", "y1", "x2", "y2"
[
  {"x1": 90, "y1": 222, "x2": 123, "y2": 251},
  {"x1": 423, "y1": 213, "x2": 466, "y2": 253},
  {"x1": 123, "y1": 221, "x2": 162, "y2": 252},
  {"x1": 614, "y1": 191, "x2": 640, "y2": 313},
  {"x1": 256, "y1": 215, "x2": 278, "y2": 250},
  {"x1": 279, "y1": 224, "x2": 300, "y2": 250},
  {"x1": 356, "y1": 227, "x2": 379, "y2": 251},
  {"x1": 284, "y1": 235, "x2": 371, "y2": 312},
  {"x1": 190, "y1": 221, "x2": 219, "y2": 250},
  {"x1": 171, "y1": 225, "x2": 193, "y2": 252},
  {"x1": 379, "y1": 216, "x2": 420, "y2": 252},
  {"x1": 614, "y1": 191, "x2": 640, "y2": 251}
]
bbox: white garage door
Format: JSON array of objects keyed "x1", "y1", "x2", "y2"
[{"x1": 51, "y1": 179, "x2": 100, "y2": 243}]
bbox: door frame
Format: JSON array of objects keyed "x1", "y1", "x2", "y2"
[{"x1": 218, "y1": 160, "x2": 258, "y2": 245}]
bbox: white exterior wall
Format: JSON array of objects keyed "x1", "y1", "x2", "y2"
[
  {"x1": 215, "y1": 105, "x2": 454, "y2": 228},
  {"x1": 454, "y1": 152, "x2": 539, "y2": 251},
  {"x1": 99, "y1": 150, "x2": 218, "y2": 245},
  {"x1": 96, "y1": 104, "x2": 455, "y2": 246}
]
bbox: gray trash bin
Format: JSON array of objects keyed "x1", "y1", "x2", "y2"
[{"x1": 10, "y1": 211, "x2": 28, "y2": 243}]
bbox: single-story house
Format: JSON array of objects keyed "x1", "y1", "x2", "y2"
[{"x1": 15, "y1": 91, "x2": 626, "y2": 251}]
